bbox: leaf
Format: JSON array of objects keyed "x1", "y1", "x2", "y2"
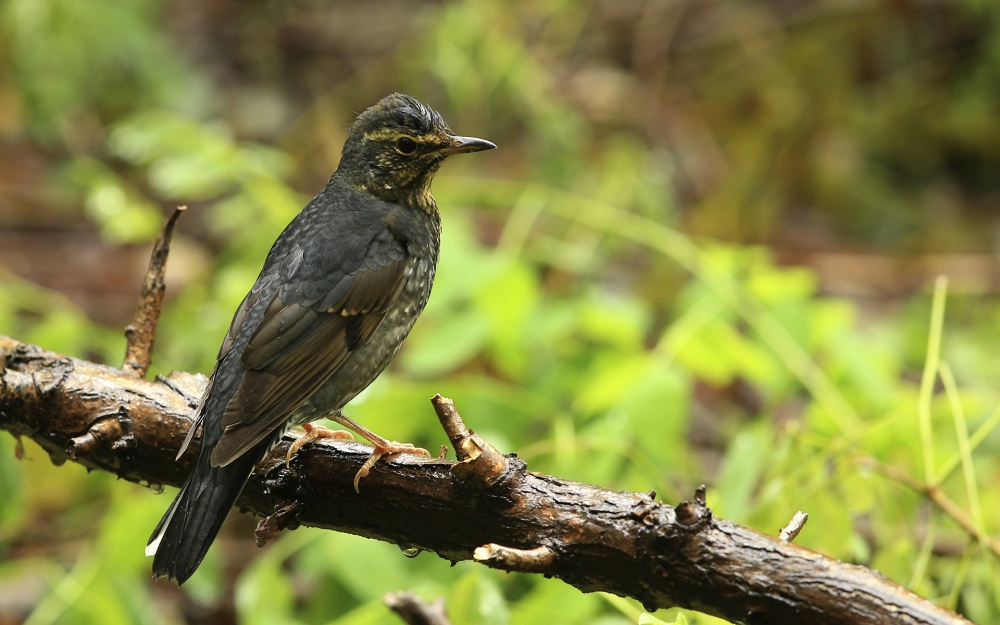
[
  {"x1": 0, "y1": 433, "x2": 26, "y2": 537},
  {"x1": 508, "y1": 573, "x2": 600, "y2": 625},
  {"x1": 400, "y1": 309, "x2": 491, "y2": 376},
  {"x1": 323, "y1": 600, "x2": 392, "y2": 625},
  {"x1": 574, "y1": 354, "x2": 652, "y2": 415},
  {"x1": 296, "y1": 532, "x2": 415, "y2": 603},
  {"x1": 712, "y1": 421, "x2": 774, "y2": 523},
  {"x1": 447, "y1": 568, "x2": 509, "y2": 625},
  {"x1": 577, "y1": 295, "x2": 650, "y2": 350},
  {"x1": 620, "y1": 360, "x2": 690, "y2": 463}
]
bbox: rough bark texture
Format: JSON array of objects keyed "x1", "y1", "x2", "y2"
[{"x1": 0, "y1": 334, "x2": 972, "y2": 625}]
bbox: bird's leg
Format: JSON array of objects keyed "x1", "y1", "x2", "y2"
[
  {"x1": 285, "y1": 422, "x2": 354, "y2": 468},
  {"x1": 330, "y1": 413, "x2": 431, "y2": 493}
]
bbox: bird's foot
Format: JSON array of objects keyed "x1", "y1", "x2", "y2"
[
  {"x1": 353, "y1": 440, "x2": 431, "y2": 493},
  {"x1": 328, "y1": 413, "x2": 431, "y2": 492},
  {"x1": 285, "y1": 422, "x2": 354, "y2": 468}
]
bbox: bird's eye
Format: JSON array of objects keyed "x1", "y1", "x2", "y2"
[{"x1": 395, "y1": 137, "x2": 417, "y2": 155}]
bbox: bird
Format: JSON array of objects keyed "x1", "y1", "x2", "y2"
[{"x1": 145, "y1": 93, "x2": 495, "y2": 585}]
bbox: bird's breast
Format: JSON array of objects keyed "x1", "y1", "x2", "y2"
[{"x1": 293, "y1": 248, "x2": 437, "y2": 423}]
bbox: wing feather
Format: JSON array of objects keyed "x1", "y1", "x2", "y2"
[
  {"x1": 209, "y1": 235, "x2": 409, "y2": 468},
  {"x1": 218, "y1": 290, "x2": 261, "y2": 360}
]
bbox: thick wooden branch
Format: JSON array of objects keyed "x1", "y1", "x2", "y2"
[{"x1": 0, "y1": 334, "x2": 971, "y2": 625}]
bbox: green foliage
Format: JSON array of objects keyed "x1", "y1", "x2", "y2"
[
  {"x1": 2, "y1": 0, "x2": 1000, "y2": 624},
  {"x1": 70, "y1": 158, "x2": 164, "y2": 244},
  {"x1": 1, "y1": 0, "x2": 196, "y2": 137}
]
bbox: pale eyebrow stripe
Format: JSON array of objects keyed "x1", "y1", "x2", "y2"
[{"x1": 364, "y1": 128, "x2": 440, "y2": 143}]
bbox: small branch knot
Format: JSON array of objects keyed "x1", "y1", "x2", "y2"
[
  {"x1": 473, "y1": 544, "x2": 556, "y2": 573},
  {"x1": 254, "y1": 499, "x2": 303, "y2": 547},
  {"x1": 675, "y1": 499, "x2": 710, "y2": 528},
  {"x1": 30, "y1": 359, "x2": 73, "y2": 396},
  {"x1": 66, "y1": 415, "x2": 125, "y2": 459}
]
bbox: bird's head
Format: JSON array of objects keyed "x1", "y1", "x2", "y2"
[{"x1": 338, "y1": 93, "x2": 495, "y2": 206}]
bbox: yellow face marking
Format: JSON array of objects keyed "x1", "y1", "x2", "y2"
[{"x1": 363, "y1": 128, "x2": 449, "y2": 146}]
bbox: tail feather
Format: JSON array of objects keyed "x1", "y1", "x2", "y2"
[{"x1": 147, "y1": 439, "x2": 267, "y2": 585}]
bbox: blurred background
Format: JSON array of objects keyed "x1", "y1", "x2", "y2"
[{"x1": 1, "y1": 0, "x2": 1000, "y2": 623}]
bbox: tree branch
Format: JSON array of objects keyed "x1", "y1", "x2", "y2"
[
  {"x1": 778, "y1": 511, "x2": 809, "y2": 543},
  {"x1": 121, "y1": 206, "x2": 185, "y2": 379},
  {"x1": 384, "y1": 591, "x2": 453, "y2": 625},
  {"x1": 0, "y1": 335, "x2": 972, "y2": 625}
]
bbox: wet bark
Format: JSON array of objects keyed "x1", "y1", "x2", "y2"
[{"x1": 0, "y1": 334, "x2": 972, "y2": 625}]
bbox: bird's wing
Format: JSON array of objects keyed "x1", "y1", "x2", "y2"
[{"x1": 209, "y1": 232, "x2": 408, "y2": 467}]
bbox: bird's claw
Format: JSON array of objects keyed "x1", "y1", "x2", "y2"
[
  {"x1": 285, "y1": 423, "x2": 354, "y2": 468},
  {"x1": 353, "y1": 442, "x2": 430, "y2": 493}
]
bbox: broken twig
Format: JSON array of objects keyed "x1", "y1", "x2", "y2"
[{"x1": 121, "y1": 205, "x2": 186, "y2": 378}]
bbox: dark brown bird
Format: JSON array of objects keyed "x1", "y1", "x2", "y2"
[{"x1": 146, "y1": 93, "x2": 495, "y2": 584}]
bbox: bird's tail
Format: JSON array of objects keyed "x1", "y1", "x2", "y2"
[{"x1": 146, "y1": 437, "x2": 267, "y2": 585}]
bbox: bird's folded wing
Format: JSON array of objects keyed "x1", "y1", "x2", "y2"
[{"x1": 209, "y1": 238, "x2": 408, "y2": 467}]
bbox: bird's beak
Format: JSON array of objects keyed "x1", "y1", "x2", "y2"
[{"x1": 447, "y1": 135, "x2": 497, "y2": 154}]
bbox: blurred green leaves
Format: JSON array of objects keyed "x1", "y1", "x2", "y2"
[
  {"x1": 71, "y1": 158, "x2": 163, "y2": 244},
  {"x1": 109, "y1": 112, "x2": 294, "y2": 202},
  {"x1": 1, "y1": 0, "x2": 196, "y2": 138},
  {"x1": 2, "y1": 0, "x2": 1000, "y2": 624}
]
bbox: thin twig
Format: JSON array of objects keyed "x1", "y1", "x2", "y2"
[
  {"x1": 860, "y1": 457, "x2": 1000, "y2": 559},
  {"x1": 384, "y1": 591, "x2": 452, "y2": 625},
  {"x1": 778, "y1": 511, "x2": 809, "y2": 543},
  {"x1": 121, "y1": 206, "x2": 186, "y2": 378}
]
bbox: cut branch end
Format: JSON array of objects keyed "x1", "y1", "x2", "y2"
[
  {"x1": 778, "y1": 511, "x2": 809, "y2": 543},
  {"x1": 431, "y1": 394, "x2": 509, "y2": 487},
  {"x1": 473, "y1": 544, "x2": 556, "y2": 573}
]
